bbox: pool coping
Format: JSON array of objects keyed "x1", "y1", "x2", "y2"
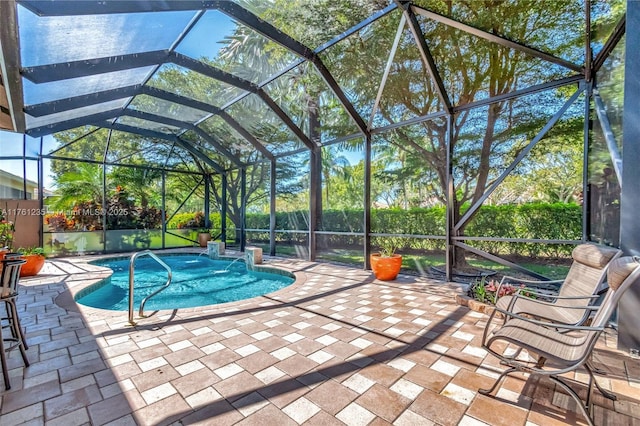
[{"x1": 52, "y1": 249, "x2": 310, "y2": 325}]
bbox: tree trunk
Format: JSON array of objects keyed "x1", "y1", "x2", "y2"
[{"x1": 451, "y1": 104, "x2": 501, "y2": 271}]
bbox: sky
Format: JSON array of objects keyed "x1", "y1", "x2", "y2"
[
  {"x1": 0, "y1": 130, "x2": 57, "y2": 189},
  {"x1": 1, "y1": 6, "x2": 359, "y2": 193}
]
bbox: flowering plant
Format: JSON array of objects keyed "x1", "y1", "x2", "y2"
[
  {"x1": 468, "y1": 276, "x2": 537, "y2": 305},
  {"x1": 0, "y1": 207, "x2": 16, "y2": 250}
]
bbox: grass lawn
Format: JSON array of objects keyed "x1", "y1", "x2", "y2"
[{"x1": 271, "y1": 246, "x2": 570, "y2": 280}]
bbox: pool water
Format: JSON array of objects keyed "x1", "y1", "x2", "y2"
[{"x1": 75, "y1": 255, "x2": 295, "y2": 311}]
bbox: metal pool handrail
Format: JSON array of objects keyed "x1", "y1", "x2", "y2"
[{"x1": 128, "y1": 250, "x2": 172, "y2": 325}]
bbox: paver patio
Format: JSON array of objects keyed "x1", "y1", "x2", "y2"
[{"x1": 1, "y1": 252, "x2": 639, "y2": 425}]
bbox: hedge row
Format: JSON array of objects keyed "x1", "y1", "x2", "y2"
[
  {"x1": 162, "y1": 203, "x2": 581, "y2": 258},
  {"x1": 244, "y1": 203, "x2": 582, "y2": 258}
]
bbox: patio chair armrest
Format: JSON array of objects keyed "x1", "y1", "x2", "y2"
[
  {"x1": 508, "y1": 292, "x2": 601, "y2": 310},
  {"x1": 509, "y1": 292, "x2": 600, "y2": 303},
  {"x1": 492, "y1": 305, "x2": 605, "y2": 331},
  {"x1": 543, "y1": 294, "x2": 601, "y2": 300},
  {"x1": 499, "y1": 275, "x2": 564, "y2": 286}
]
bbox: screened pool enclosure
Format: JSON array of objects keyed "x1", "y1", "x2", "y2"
[{"x1": 0, "y1": 0, "x2": 630, "y2": 283}]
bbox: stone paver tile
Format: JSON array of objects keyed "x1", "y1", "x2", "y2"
[
  {"x1": 22, "y1": 355, "x2": 71, "y2": 379},
  {"x1": 175, "y1": 359, "x2": 205, "y2": 376},
  {"x1": 526, "y1": 402, "x2": 583, "y2": 426},
  {"x1": 159, "y1": 329, "x2": 195, "y2": 346},
  {"x1": 308, "y1": 350, "x2": 334, "y2": 365},
  {"x1": 108, "y1": 360, "x2": 143, "y2": 383},
  {"x1": 286, "y1": 340, "x2": 325, "y2": 356},
  {"x1": 172, "y1": 367, "x2": 220, "y2": 398},
  {"x1": 369, "y1": 417, "x2": 394, "y2": 426},
  {"x1": 257, "y1": 377, "x2": 309, "y2": 408},
  {"x1": 336, "y1": 402, "x2": 376, "y2": 426},
  {"x1": 458, "y1": 415, "x2": 492, "y2": 425},
  {"x1": 275, "y1": 354, "x2": 318, "y2": 376},
  {"x1": 24, "y1": 371, "x2": 59, "y2": 389},
  {"x1": 100, "y1": 378, "x2": 135, "y2": 399},
  {"x1": 342, "y1": 373, "x2": 375, "y2": 394},
  {"x1": 235, "y1": 402, "x2": 298, "y2": 426},
  {"x1": 271, "y1": 347, "x2": 296, "y2": 361},
  {"x1": 58, "y1": 358, "x2": 107, "y2": 383},
  {"x1": 324, "y1": 341, "x2": 361, "y2": 359},
  {"x1": 431, "y1": 335, "x2": 467, "y2": 352},
  {"x1": 305, "y1": 379, "x2": 359, "y2": 415},
  {"x1": 45, "y1": 407, "x2": 90, "y2": 426},
  {"x1": 255, "y1": 366, "x2": 286, "y2": 384},
  {"x1": 387, "y1": 358, "x2": 416, "y2": 373},
  {"x1": 393, "y1": 409, "x2": 436, "y2": 426},
  {"x1": 214, "y1": 371, "x2": 265, "y2": 403},
  {"x1": 88, "y1": 393, "x2": 135, "y2": 425},
  {"x1": 410, "y1": 389, "x2": 467, "y2": 426},
  {"x1": 133, "y1": 393, "x2": 191, "y2": 426},
  {"x1": 401, "y1": 348, "x2": 439, "y2": 367},
  {"x1": 1, "y1": 379, "x2": 61, "y2": 414},
  {"x1": 0, "y1": 402, "x2": 44, "y2": 425},
  {"x1": 128, "y1": 340, "x2": 171, "y2": 362},
  {"x1": 254, "y1": 336, "x2": 289, "y2": 353},
  {"x1": 185, "y1": 386, "x2": 223, "y2": 409},
  {"x1": 163, "y1": 346, "x2": 205, "y2": 368},
  {"x1": 214, "y1": 363, "x2": 244, "y2": 380},
  {"x1": 467, "y1": 394, "x2": 528, "y2": 426},
  {"x1": 316, "y1": 335, "x2": 339, "y2": 346},
  {"x1": 282, "y1": 397, "x2": 321, "y2": 424},
  {"x1": 403, "y1": 364, "x2": 451, "y2": 393},
  {"x1": 138, "y1": 356, "x2": 168, "y2": 372},
  {"x1": 130, "y1": 363, "x2": 180, "y2": 393},
  {"x1": 304, "y1": 410, "x2": 347, "y2": 425},
  {"x1": 222, "y1": 333, "x2": 256, "y2": 350},
  {"x1": 232, "y1": 391, "x2": 269, "y2": 417},
  {"x1": 201, "y1": 341, "x2": 226, "y2": 355},
  {"x1": 390, "y1": 378, "x2": 424, "y2": 400},
  {"x1": 359, "y1": 363, "x2": 404, "y2": 387},
  {"x1": 451, "y1": 368, "x2": 496, "y2": 392},
  {"x1": 440, "y1": 382, "x2": 476, "y2": 405},
  {"x1": 175, "y1": 398, "x2": 243, "y2": 426},
  {"x1": 431, "y1": 359, "x2": 461, "y2": 377},
  {"x1": 295, "y1": 371, "x2": 327, "y2": 389},
  {"x1": 200, "y1": 348, "x2": 242, "y2": 370},
  {"x1": 140, "y1": 382, "x2": 178, "y2": 405},
  {"x1": 44, "y1": 384, "x2": 102, "y2": 420},
  {"x1": 235, "y1": 344, "x2": 260, "y2": 357},
  {"x1": 356, "y1": 383, "x2": 412, "y2": 422},
  {"x1": 350, "y1": 337, "x2": 373, "y2": 349},
  {"x1": 251, "y1": 331, "x2": 273, "y2": 341},
  {"x1": 236, "y1": 351, "x2": 281, "y2": 374}
]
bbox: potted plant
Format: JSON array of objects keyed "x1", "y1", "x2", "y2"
[
  {"x1": 370, "y1": 237, "x2": 403, "y2": 281},
  {"x1": 17, "y1": 246, "x2": 46, "y2": 277},
  {"x1": 197, "y1": 229, "x2": 211, "y2": 247}
]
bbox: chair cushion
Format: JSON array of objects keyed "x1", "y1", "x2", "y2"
[
  {"x1": 608, "y1": 256, "x2": 640, "y2": 290},
  {"x1": 572, "y1": 244, "x2": 620, "y2": 269}
]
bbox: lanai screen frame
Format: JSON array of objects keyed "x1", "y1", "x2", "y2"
[{"x1": 0, "y1": 0, "x2": 627, "y2": 280}]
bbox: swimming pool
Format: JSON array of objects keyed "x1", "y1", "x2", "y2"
[{"x1": 75, "y1": 254, "x2": 295, "y2": 311}]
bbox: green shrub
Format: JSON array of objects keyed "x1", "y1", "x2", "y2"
[{"x1": 245, "y1": 203, "x2": 582, "y2": 258}]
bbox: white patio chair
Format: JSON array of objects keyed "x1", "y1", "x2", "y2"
[
  {"x1": 480, "y1": 256, "x2": 640, "y2": 426},
  {"x1": 495, "y1": 243, "x2": 622, "y2": 326}
]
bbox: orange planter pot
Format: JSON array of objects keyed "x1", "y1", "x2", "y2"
[
  {"x1": 370, "y1": 253, "x2": 403, "y2": 281},
  {"x1": 19, "y1": 254, "x2": 46, "y2": 277},
  {"x1": 198, "y1": 232, "x2": 211, "y2": 247}
]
